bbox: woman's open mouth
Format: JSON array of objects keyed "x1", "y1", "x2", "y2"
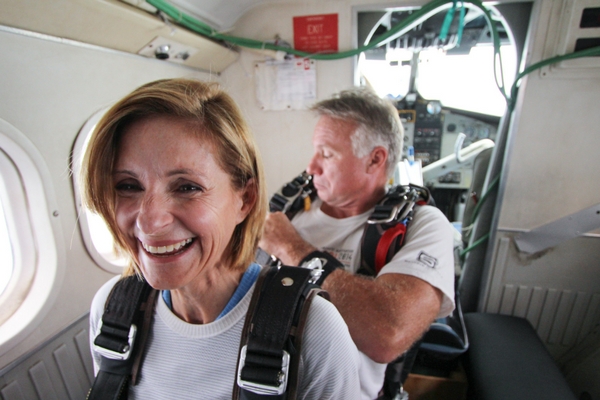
[{"x1": 141, "y1": 238, "x2": 194, "y2": 257}]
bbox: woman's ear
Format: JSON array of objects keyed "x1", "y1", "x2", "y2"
[
  {"x1": 367, "y1": 146, "x2": 388, "y2": 174},
  {"x1": 236, "y1": 178, "x2": 257, "y2": 224}
]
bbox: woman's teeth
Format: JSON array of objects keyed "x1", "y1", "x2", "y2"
[{"x1": 142, "y1": 238, "x2": 192, "y2": 254}]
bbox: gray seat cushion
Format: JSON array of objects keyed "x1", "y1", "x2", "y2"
[{"x1": 463, "y1": 313, "x2": 577, "y2": 400}]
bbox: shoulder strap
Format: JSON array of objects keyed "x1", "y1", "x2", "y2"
[
  {"x1": 358, "y1": 184, "x2": 432, "y2": 277},
  {"x1": 359, "y1": 184, "x2": 433, "y2": 399},
  {"x1": 87, "y1": 276, "x2": 157, "y2": 400},
  {"x1": 234, "y1": 266, "x2": 326, "y2": 400}
]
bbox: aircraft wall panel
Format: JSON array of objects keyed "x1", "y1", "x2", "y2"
[
  {"x1": 0, "y1": 315, "x2": 91, "y2": 400},
  {"x1": 482, "y1": 232, "x2": 600, "y2": 361},
  {"x1": 496, "y1": 0, "x2": 600, "y2": 231},
  {"x1": 29, "y1": 362, "x2": 59, "y2": 400}
]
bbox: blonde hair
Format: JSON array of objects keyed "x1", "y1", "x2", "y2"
[{"x1": 81, "y1": 79, "x2": 267, "y2": 276}]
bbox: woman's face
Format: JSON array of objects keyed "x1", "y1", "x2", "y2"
[{"x1": 113, "y1": 115, "x2": 252, "y2": 290}]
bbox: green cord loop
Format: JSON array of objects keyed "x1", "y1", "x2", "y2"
[{"x1": 439, "y1": 0, "x2": 457, "y2": 41}]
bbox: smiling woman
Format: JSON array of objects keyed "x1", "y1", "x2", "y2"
[{"x1": 80, "y1": 79, "x2": 361, "y2": 399}]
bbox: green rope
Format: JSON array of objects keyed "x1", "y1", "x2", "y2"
[
  {"x1": 471, "y1": 174, "x2": 500, "y2": 223},
  {"x1": 146, "y1": 0, "x2": 497, "y2": 59},
  {"x1": 145, "y1": 0, "x2": 600, "y2": 257},
  {"x1": 507, "y1": 45, "x2": 600, "y2": 111},
  {"x1": 460, "y1": 232, "x2": 489, "y2": 259}
]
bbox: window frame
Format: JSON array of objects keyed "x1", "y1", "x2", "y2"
[
  {"x1": 71, "y1": 107, "x2": 126, "y2": 274},
  {"x1": 0, "y1": 118, "x2": 60, "y2": 353}
]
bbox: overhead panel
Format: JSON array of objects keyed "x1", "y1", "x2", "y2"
[{"x1": 0, "y1": 0, "x2": 238, "y2": 73}]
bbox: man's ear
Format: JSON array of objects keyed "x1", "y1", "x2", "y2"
[{"x1": 367, "y1": 146, "x2": 388, "y2": 174}]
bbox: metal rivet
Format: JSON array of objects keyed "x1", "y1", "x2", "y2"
[{"x1": 281, "y1": 277, "x2": 294, "y2": 286}]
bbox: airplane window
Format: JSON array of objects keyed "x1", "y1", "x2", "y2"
[
  {"x1": 359, "y1": 50, "x2": 412, "y2": 99},
  {"x1": 0, "y1": 122, "x2": 58, "y2": 348},
  {"x1": 357, "y1": 4, "x2": 519, "y2": 222},
  {"x1": 0, "y1": 145, "x2": 36, "y2": 327},
  {"x1": 357, "y1": 6, "x2": 517, "y2": 117},
  {"x1": 417, "y1": 45, "x2": 516, "y2": 116},
  {"x1": 72, "y1": 108, "x2": 128, "y2": 273},
  {"x1": 0, "y1": 199, "x2": 13, "y2": 296},
  {"x1": 360, "y1": 45, "x2": 516, "y2": 117}
]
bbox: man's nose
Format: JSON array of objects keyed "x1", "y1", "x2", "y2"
[{"x1": 306, "y1": 154, "x2": 321, "y2": 175}]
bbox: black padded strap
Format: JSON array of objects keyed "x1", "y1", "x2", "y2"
[
  {"x1": 244, "y1": 267, "x2": 312, "y2": 366},
  {"x1": 87, "y1": 370, "x2": 129, "y2": 400},
  {"x1": 93, "y1": 276, "x2": 153, "y2": 355},
  {"x1": 88, "y1": 276, "x2": 156, "y2": 400},
  {"x1": 358, "y1": 185, "x2": 431, "y2": 277},
  {"x1": 237, "y1": 266, "x2": 317, "y2": 400}
]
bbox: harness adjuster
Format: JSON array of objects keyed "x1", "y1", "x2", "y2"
[
  {"x1": 93, "y1": 321, "x2": 137, "y2": 361},
  {"x1": 368, "y1": 187, "x2": 422, "y2": 224},
  {"x1": 269, "y1": 171, "x2": 314, "y2": 214},
  {"x1": 237, "y1": 345, "x2": 290, "y2": 395}
]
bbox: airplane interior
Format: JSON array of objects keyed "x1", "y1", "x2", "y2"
[{"x1": 0, "y1": 0, "x2": 599, "y2": 399}]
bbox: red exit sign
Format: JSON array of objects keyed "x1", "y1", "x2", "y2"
[{"x1": 293, "y1": 13, "x2": 338, "y2": 54}]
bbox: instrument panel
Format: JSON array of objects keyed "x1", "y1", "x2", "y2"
[{"x1": 399, "y1": 101, "x2": 498, "y2": 168}]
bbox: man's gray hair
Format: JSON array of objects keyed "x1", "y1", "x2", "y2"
[{"x1": 311, "y1": 88, "x2": 403, "y2": 177}]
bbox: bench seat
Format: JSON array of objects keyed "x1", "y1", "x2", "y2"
[{"x1": 462, "y1": 313, "x2": 577, "y2": 400}]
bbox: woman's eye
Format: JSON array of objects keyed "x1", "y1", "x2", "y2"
[
  {"x1": 115, "y1": 182, "x2": 142, "y2": 192},
  {"x1": 177, "y1": 184, "x2": 203, "y2": 193}
]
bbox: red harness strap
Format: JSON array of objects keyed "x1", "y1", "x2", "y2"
[{"x1": 374, "y1": 223, "x2": 407, "y2": 274}]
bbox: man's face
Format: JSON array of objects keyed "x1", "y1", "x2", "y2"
[{"x1": 306, "y1": 115, "x2": 372, "y2": 210}]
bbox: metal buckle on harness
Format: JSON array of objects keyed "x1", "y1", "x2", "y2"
[
  {"x1": 301, "y1": 257, "x2": 327, "y2": 284},
  {"x1": 237, "y1": 345, "x2": 290, "y2": 395},
  {"x1": 368, "y1": 188, "x2": 418, "y2": 224},
  {"x1": 93, "y1": 321, "x2": 137, "y2": 361},
  {"x1": 269, "y1": 172, "x2": 314, "y2": 214}
]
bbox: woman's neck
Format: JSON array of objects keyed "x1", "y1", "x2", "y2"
[{"x1": 169, "y1": 266, "x2": 244, "y2": 324}]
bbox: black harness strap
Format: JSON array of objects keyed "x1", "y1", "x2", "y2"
[
  {"x1": 285, "y1": 287, "x2": 328, "y2": 399},
  {"x1": 88, "y1": 276, "x2": 156, "y2": 400},
  {"x1": 235, "y1": 266, "x2": 321, "y2": 400},
  {"x1": 91, "y1": 267, "x2": 321, "y2": 400},
  {"x1": 358, "y1": 184, "x2": 432, "y2": 277}
]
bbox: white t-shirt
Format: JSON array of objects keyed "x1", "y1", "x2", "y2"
[
  {"x1": 90, "y1": 271, "x2": 361, "y2": 399},
  {"x1": 292, "y1": 199, "x2": 456, "y2": 400}
]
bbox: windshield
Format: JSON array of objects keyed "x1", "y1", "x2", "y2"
[{"x1": 359, "y1": 43, "x2": 516, "y2": 116}]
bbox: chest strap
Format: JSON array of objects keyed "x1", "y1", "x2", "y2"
[{"x1": 87, "y1": 276, "x2": 157, "y2": 400}]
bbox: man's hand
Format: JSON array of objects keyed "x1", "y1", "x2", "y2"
[{"x1": 259, "y1": 212, "x2": 316, "y2": 266}]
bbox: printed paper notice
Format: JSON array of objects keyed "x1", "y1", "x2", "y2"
[{"x1": 255, "y1": 58, "x2": 316, "y2": 111}]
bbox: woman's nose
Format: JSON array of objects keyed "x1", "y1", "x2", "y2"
[{"x1": 136, "y1": 195, "x2": 174, "y2": 235}]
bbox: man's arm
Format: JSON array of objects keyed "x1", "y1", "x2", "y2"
[
  {"x1": 321, "y1": 269, "x2": 442, "y2": 364},
  {"x1": 259, "y1": 211, "x2": 443, "y2": 364}
]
